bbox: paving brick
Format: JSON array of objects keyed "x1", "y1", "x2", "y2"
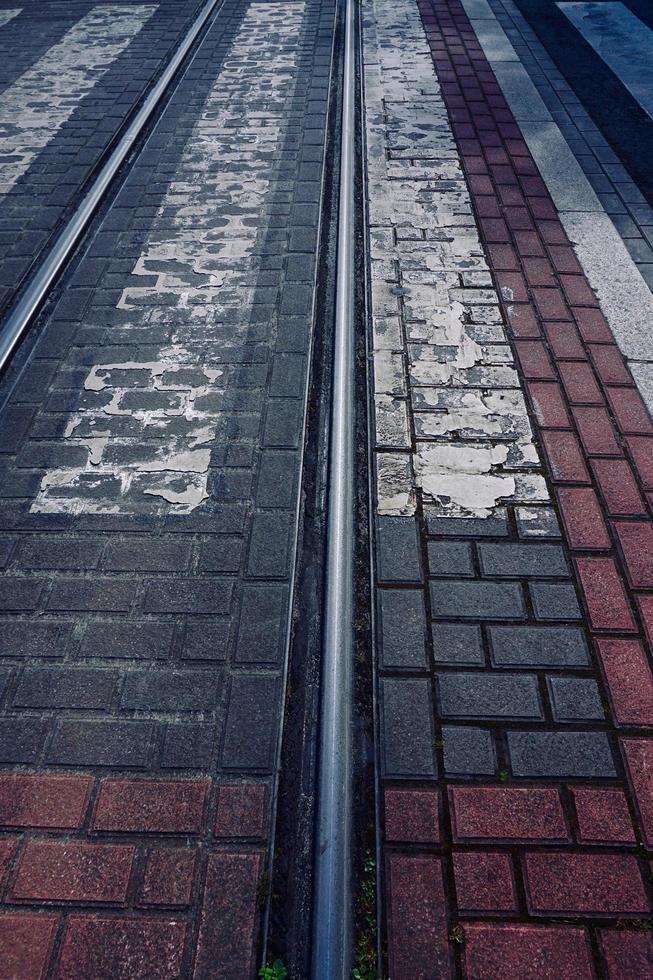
[
  {"x1": 55, "y1": 916, "x2": 187, "y2": 980},
  {"x1": 597, "y1": 639, "x2": 653, "y2": 728},
  {"x1": 527, "y1": 382, "x2": 570, "y2": 428},
  {"x1": 529, "y1": 582, "x2": 581, "y2": 621},
  {"x1": 246, "y1": 511, "x2": 293, "y2": 578},
  {"x1": 0, "y1": 837, "x2": 18, "y2": 891},
  {"x1": 547, "y1": 676, "x2": 604, "y2": 722},
  {"x1": 0, "y1": 718, "x2": 47, "y2": 763},
  {"x1": 431, "y1": 624, "x2": 484, "y2": 665},
  {"x1": 543, "y1": 322, "x2": 584, "y2": 359},
  {"x1": 199, "y1": 536, "x2": 243, "y2": 573},
  {"x1": 453, "y1": 851, "x2": 516, "y2": 912},
  {"x1": 235, "y1": 583, "x2": 286, "y2": 665},
  {"x1": 80, "y1": 621, "x2": 175, "y2": 659},
  {"x1": 221, "y1": 673, "x2": 280, "y2": 770},
  {"x1": 380, "y1": 678, "x2": 437, "y2": 778},
  {"x1": 508, "y1": 304, "x2": 541, "y2": 337},
  {"x1": 427, "y1": 540, "x2": 474, "y2": 577},
  {"x1": 627, "y1": 436, "x2": 653, "y2": 489},
  {"x1": 425, "y1": 513, "x2": 508, "y2": 537},
  {"x1": 47, "y1": 720, "x2": 153, "y2": 767},
  {"x1": 13, "y1": 841, "x2": 133, "y2": 903},
  {"x1": 161, "y1": 723, "x2": 215, "y2": 770},
  {"x1": 143, "y1": 579, "x2": 233, "y2": 614},
  {"x1": 16, "y1": 538, "x2": 103, "y2": 570},
  {"x1": 380, "y1": 590, "x2": 427, "y2": 670},
  {"x1": 598, "y1": 929, "x2": 653, "y2": 980},
  {"x1": 641, "y1": 595, "x2": 653, "y2": 651},
  {"x1": 588, "y1": 344, "x2": 631, "y2": 385},
  {"x1": 0, "y1": 577, "x2": 44, "y2": 611},
  {"x1": 450, "y1": 787, "x2": 567, "y2": 841},
  {"x1": 478, "y1": 542, "x2": 568, "y2": 577},
  {"x1": 93, "y1": 779, "x2": 209, "y2": 834},
  {"x1": 622, "y1": 739, "x2": 653, "y2": 845},
  {"x1": 443, "y1": 726, "x2": 496, "y2": 775},
  {"x1": 558, "y1": 362, "x2": 603, "y2": 405},
  {"x1": 572, "y1": 406, "x2": 621, "y2": 456},
  {"x1": 572, "y1": 787, "x2": 635, "y2": 844},
  {"x1": 592, "y1": 458, "x2": 646, "y2": 516},
  {"x1": 47, "y1": 578, "x2": 133, "y2": 612},
  {"x1": 438, "y1": 672, "x2": 542, "y2": 720},
  {"x1": 102, "y1": 537, "x2": 191, "y2": 571},
  {"x1": 139, "y1": 848, "x2": 197, "y2": 907},
  {"x1": 13, "y1": 666, "x2": 116, "y2": 709},
  {"x1": 462, "y1": 923, "x2": 594, "y2": 980},
  {"x1": 377, "y1": 517, "x2": 422, "y2": 583},
  {"x1": 575, "y1": 557, "x2": 636, "y2": 632},
  {"x1": 508, "y1": 731, "x2": 616, "y2": 777},
  {"x1": 615, "y1": 522, "x2": 653, "y2": 588},
  {"x1": 387, "y1": 855, "x2": 450, "y2": 980},
  {"x1": 514, "y1": 341, "x2": 555, "y2": 380},
  {"x1": 121, "y1": 669, "x2": 221, "y2": 712},
  {"x1": 489, "y1": 625, "x2": 588, "y2": 667},
  {"x1": 214, "y1": 782, "x2": 269, "y2": 840},
  {"x1": 524, "y1": 852, "x2": 648, "y2": 916},
  {"x1": 384, "y1": 788, "x2": 439, "y2": 844},
  {"x1": 607, "y1": 388, "x2": 653, "y2": 435},
  {"x1": 515, "y1": 506, "x2": 561, "y2": 539},
  {"x1": 541, "y1": 431, "x2": 590, "y2": 483},
  {"x1": 430, "y1": 580, "x2": 525, "y2": 619},
  {"x1": 194, "y1": 852, "x2": 261, "y2": 980},
  {"x1": 572, "y1": 307, "x2": 612, "y2": 343},
  {"x1": 555, "y1": 487, "x2": 610, "y2": 550},
  {"x1": 533, "y1": 287, "x2": 570, "y2": 321},
  {"x1": 0, "y1": 913, "x2": 59, "y2": 980},
  {"x1": 0, "y1": 774, "x2": 92, "y2": 830}
]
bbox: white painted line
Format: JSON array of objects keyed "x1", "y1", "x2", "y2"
[
  {"x1": 0, "y1": 6, "x2": 157, "y2": 195},
  {"x1": 559, "y1": 2, "x2": 653, "y2": 120},
  {"x1": 0, "y1": 9, "x2": 20, "y2": 29}
]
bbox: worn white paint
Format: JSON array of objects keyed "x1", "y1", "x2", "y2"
[
  {"x1": 0, "y1": 6, "x2": 156, "y2": 195},
  {"x1": 363, "y1": 0, "x2": 548, "y2": 517},
  {"x1": 33, "y1": 2, "x2": 306, "y2": 515},
  {"x1": 0, "y1": 9, "x2": 20, "y2": 29}
]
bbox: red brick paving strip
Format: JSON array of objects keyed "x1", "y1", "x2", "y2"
[{"x1": 379, "y1": 0, "x2": 653, "y2": 973}]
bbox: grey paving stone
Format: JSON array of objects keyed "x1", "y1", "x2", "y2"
[
  {"x1": 47, "y1": 578, "x2": 133, "y2": 612},
  {"x1": 432, "y1": 624, "x2": 485, "y2": 665},
  {"x1": 47, "y1": 720, "x2": 154, "y2": 766},
  {"x1": 0, "y1": 621, "x2": 72, "y2": 658},
  {"x1": 515, "y1": 506, "x2": 561, "y2": 539},
  {"x1": 0, "y1": 578, "x2": 44, "y2": 611},
  {"x1": 161, "y1": 723, "x2": 215, "y2": 769},
  {"x1": 102, "y1": 537, "x2": 191, "y2": 572},
  {"x1": 443, "y1": 725, "x2": 497, "y2": 775},
  {"x1": 246, "y1": 511, "x2": 294, "y2": 578},
  {"x1": 121, "y1": 670, "x2": 221, "y2": 712},
  {"x1": 507, "y1": 730, "x2": 616, "y2": 777},
  {"x1": 235, "y1": 584, "x2": 287, "y2": 665},
  {"x1": 263, "y1": 399, "x2": 303, "y2": 448},
  {"x1": 0, "y1": 719, "x2": 47, "y2": 763},
  {"x1": 143, "y1": 580, "x2": 233, "y2": 615},
  {"x1": 377, "y1": 517, "x2": 422, "y2": 584},
  {"x1": 478, "y1": 543, "x2": 569, "y2": 578},
  {"x1": 379, "y1": 589, "x2": 428, "y2": 670},
  {"x1": 547, "y1": 676, "x2": 605, "y2": 722},
  {"x1": 530, "y1": 582, "x2": 581, "y2": 621},
  {"x1": 438, "y1": 672, "x2": 542, "y2": 719},
  {"x1": 430, "y1": 580, "x2": 525, "y2": 620},
  {"x1": 221, "y1": 673, "x2": 281, "y2": 770},
  {"x1": 380, "y1": 677, "x2": 437, "y2": 778},
  {"x1": 80, "y1": 621, "x2": 175, "y2": 660},
  {"x1": 16, "y1": 538, "x2": 103, "y2": 570},
  {"x1": 425, "y1": 513, "x2": 508, "y2": 537},
  {"x1": 256, "y1": 451, "x2": 298, "y2": 509},
  {"x1": 199, "y1": 537, "x2": 243, "y2": 573},
  {"x1": 13, "y1": 667, "x2": 116, "y2": 710},
  {"x1": 427, "y1": 541, "x2": 474, "y2": 577},
  {"x1": 489, "y1": 625, "x2": 589, "y2": 667}
]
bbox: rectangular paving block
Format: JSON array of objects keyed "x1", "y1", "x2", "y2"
[
  {"x1": 489, "y1": 626, "x2": 589, "y2": 667},
  {"x1": 442, "y1": 726, "x2": 496, "y2": 775},
  {"x1": 380, "y1": 677, "x2": 437, "y2": 778},
  {"x1": 524, "y1": 852, "x2": 649, "y2": 916},
  {"x1": 221, "y1": 674, "x2": 281, "y2": 771},
  {"x1": 438, "y1": 671, "x2": 542, "y2": 719},
  {"x1": 547, "y1": 676, "x2": 604, "y2": 722},
  {"x1": 430, "y1": 580, "x2": 525, "y2": 620},
  {"x1": 507, "y1": 731, "x2": 616, "y2": 777},
  {"x1": 529, "y1": 582, "x2": 581, "y2": 621},
  {"x1": 387, "y1": 855, "x2": 450, "y2": 980},
  {"x1": 431, "y1": 624, "x2": 485, "y2": 665},
  {"x1": 450, "y1": 786, "x2": 568, "y2": 841},
  {"x1": 377, "y1": 517, "x2": 423, "y2": 583},
  {"x1": 478, "y1": 542, "x2": 569, "y2": 577},
  {"x1": 379, "y1": 589, "x2": 428, "y2": 670}
]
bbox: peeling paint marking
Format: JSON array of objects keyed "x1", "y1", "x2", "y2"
[
  {"x1": 32, "y1": 2, "x2": 307, "y2": 515},
  {"x1": 363, "y1": 0, "x2": 548, "y2": 518},
  {"x1": 0, "y1": 5, "x2": 157, "y2": 195},
  {"x1": 0, "y1": 10, "x2": 21, "y2": 30}
]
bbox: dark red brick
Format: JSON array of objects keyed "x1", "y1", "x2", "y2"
[
  {"x1": 387, "y1": 854, "x2": 451, "y2": 980},
  {"x1": 140, "y1": 848, "x2": 196, "y2": 907},
  {"x1": 214, "y1": 782, "x2": 269, "y2": 840},
  {"x1": 453, "y1": 851, "x2": 516, "y2": 912},
  {"x1": 476, "y1": 195, "x2": 502, "y2": 218},
  {"x1": 524, "y1": 851, "x2": 648, "y2": 915},
  {"x1": 507, "y1": 304, "x2": 540, "y2": 338},
  {"x1": 498, "y1": 185, "x2": 526, "y2": 207},
  {"x1": 592, "y1": 459, "x2": 646, "y2": 516},
  {"x1": 469, "y1": 174, "x2": 494, "y2": 195},
  {"x1": 0, "y1": 837, "x2": 17, "y2": 891},
  {"x1": 514, "y1": 230, "x2": 546, "y2": 256},
  {"x1": 384, "y1": 787, "x2": 439, "y2": 844},
  {"x1": 615, "y1": 522, "x2": 653, "y2": 588},
  {"x1": 0, "y1": 913, "x2": 59, "y2": 980},
  {"x1": 12, "y1": 841, "x2": 133, "y2": 903},
  {"x1": 54, "y1": 916, "x2": 186, "y2": 979},
  {"x1": 598, "y1": 929, "x2": 653, "y2": 979},
  {"x1": 93, "y1": 779, "x2": 209, "y2": 834},
  {"x1": 575, "y1": 557, "x2": 636, "y2": 632},
  {"x1": 560, "y1": 275, "x2": 598, "y2": 308},
  {"x1": 514, "y1": 341, "x2": 556, "y2": 380},
  {"x1": 464, "y1": 923, "x2": 593, "y2": 979},
  {"x1": 523, "y1": 259, "x2": 555, "y2": 288},
  {"x1": 481, "y1": 217, "x2": 510, "y2": 242},
  {"x1": 527, "y1": 383, "x2": 570, "y2": 428},
  {"x1": 598, "y1": 639, "x2": 653, "y2": 728},
  {"x1": 548, "y1": 246, "x2": 582, "y2": 275},
  {"x1": 544, "y1": 322, "x2": 584, "y2": 359},
  {"x1": 488, "y1": 244, "x2": 518, "y2": 270},
  {"x1": 450, "y1": 787, "x2": 567, "y2": 841},
  {"x1": 627, "y1": 436, "x2": 653, "y2": 489},
  {"x1": 572, "y1": 787, "x2": 635, "y2": 843},
  {"x1": 533, "y1": 288, "x2": 570, "y2": 321},
  {"x1": 558, "y1": 362, "x2": 603, "y2": 405},
  {"x1": 0, "y1": 774, "x2": 92, "y2": 830},
  {"x1": 623, "y1": 739, "x2": 653, "y2": 845},
  {"x1": 588, "y1": 345, "x2": 632, "y2": 385},
  {"x1": 541, "y1": 431, "x2": 590, "y2": 483},
  {"x1": 505, "y1": 207, "x2": 534, "y2": 232},
  {"x1": 608, "y1": 388, "x2": 653, "y2": 435},
  {"x1": 640, "y1": 595, "x2": 653, "y2": 650},
  {"x1": 556, "y1": 487, "x2": 610, "y2": 550},
  {"x1": 573, "y1": 307, "x2": 612, "y2": 343},
  {"x1": 194, "y1": 851, "x2": 262, "y2": 979},
  {"x1": 497, "y1": 271, "x2": 528, "y2": 303},
  {"x1": 572, "y1": 406, "x2": 621, "y2": 456}
]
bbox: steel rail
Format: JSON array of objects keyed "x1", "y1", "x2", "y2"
[
  {"x1": 0, "y1": 0, "x2": 224, "y2": 375},
  {"x1": 311, "y1": 0, "x2": 356, "y2": 972}
]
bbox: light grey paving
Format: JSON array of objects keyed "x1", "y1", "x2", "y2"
[{"x1": 0, "y1": 9, "x2": 20, "y2": 28}]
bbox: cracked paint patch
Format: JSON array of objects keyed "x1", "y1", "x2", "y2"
[
  {"x1": 363, "y1": 0, "x2": 548, "y2": 517},
  {"x1": 0, "y1": 5, "x2": 157, "y2": 195},
  {"x1": 32, "y1": 1, "x2": 306, "y2": 515}
]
